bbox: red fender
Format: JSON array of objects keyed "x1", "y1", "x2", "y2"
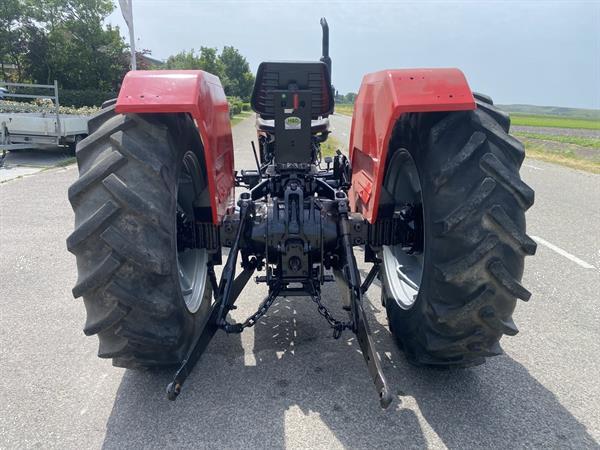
[
  {"x1": 348, "y1": 68, "x2": 476, "y2": 223},
  {"x1": 115, "y1": 70, "x2": 234, "y2": 224}
]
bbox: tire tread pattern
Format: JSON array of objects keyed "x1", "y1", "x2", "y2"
[
  {"x1": 384, "y1": 95, "x2": 536, "y2": 367},
  {"x1": 68, "y1": 108, "x2": 210, "y2": 367}
]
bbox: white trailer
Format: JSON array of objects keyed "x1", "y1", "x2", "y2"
[
  {"x1": 0, "y1": 111, "x2": 88, "y2": 149},
  {"x1": 0, "y1": 81, "x2": 89, "y2": 157}
]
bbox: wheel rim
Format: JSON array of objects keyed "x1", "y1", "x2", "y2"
[
  {"x1": 176, "y1": 151, "x2": 208, "y2": 314},
  {"x1": 382, "y1": 149, "x2": 425, "y2": 310}
]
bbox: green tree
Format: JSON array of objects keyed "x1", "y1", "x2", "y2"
[
  {"x1": 0, "y1": 0, "x2": 28, "y2": 81},
  {"x1": 165, "y1": 49, "x2": 202, "y2": 70},
  {"x1": 163, "y1": 46, "x2": 254, "y2": 100},
  {"x1": 1, "y1": 0, "x2": 130, "y2": 92},
  {"x1": 344, "y1": 92, "x2": 357, "y2": 104},
  {"x1": 22, "y1": 0, "x2": 128, "y2": 90},
  {"x1": 165, "y1": 47, "x2": 224, "y2": 77},
  {"x1": 219, "y1": 46, "x2": 254, "y2": 100},
  {"x1": 197, "y1": 47, "x2": 224, "y2": 79}
]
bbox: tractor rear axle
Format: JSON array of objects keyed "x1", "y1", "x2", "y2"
[{"x1": 166, "y1": 163, "x2": 415, "y2": 408}]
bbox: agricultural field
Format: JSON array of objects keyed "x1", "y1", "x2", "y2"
[
  {"x1": 507, "y1": 107, "x2": 600, "y2": 173},
  {"x1": 514, "y1": 131, "x2": 600, "y2": 173},
  {"x1": 510, "y1": 114, "x2": 600, "y2": 130},
  {"x1": 334, "y1": 102, "x2": 600, "y2": 173},
  {"x1": 334, "y1": 103, "x2": 354, "y2": 117}
]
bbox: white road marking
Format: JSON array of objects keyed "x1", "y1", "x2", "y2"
[
  {"x1": 523, "y1": 163, "x2": 543, "y2": 171},
  {"x1": 531, "y1": 235, "x2": 596, "y2": 269}
]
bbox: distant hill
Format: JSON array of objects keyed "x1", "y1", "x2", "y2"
[{"x1": 497, "y1": 104, "x2": 600, "y2": 120}]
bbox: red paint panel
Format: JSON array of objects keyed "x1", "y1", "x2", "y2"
[
  {"x1": 116, "y1": 70, "x2": 234, "y2": 224},
  {"x1": 348, "y1": 68, "x2": 476, "y2": 223}
]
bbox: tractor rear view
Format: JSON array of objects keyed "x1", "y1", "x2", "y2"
[{"x1": 67, "y1": 19, "x2": 535, "y2": 408}]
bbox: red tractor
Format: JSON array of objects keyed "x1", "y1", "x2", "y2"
[{"x1": 67, "y1": 19, "x2": 535, "y2": 408}]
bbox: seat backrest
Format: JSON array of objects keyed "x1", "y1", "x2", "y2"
[{"x1": 250, "y1": 61, "x2": 334, "y2": 120}]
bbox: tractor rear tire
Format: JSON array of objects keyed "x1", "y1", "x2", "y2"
[
  {"x1": 67, "y1": 105, "x2": 213, "y2": 368},
  {"x1": 381, "y1": 94, "x2": 536, "y2": 367}
]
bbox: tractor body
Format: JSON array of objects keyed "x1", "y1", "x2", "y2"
[{"x1": 68, "y1": 19, "x2": 535, "y2": 408}]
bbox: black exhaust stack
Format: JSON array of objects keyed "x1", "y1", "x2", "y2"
[{"x1": 320, "y1": 18, "x2": 332, "y2": 79}]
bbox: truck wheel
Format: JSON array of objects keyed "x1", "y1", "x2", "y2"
[
  {"x1": 67, "y1": 105, "x2": 213, "y2": 368},
  {"x1": 68, "y1": 134, "x2": 84, "y2": 155},
  {"x1": 380, "y1": 94, "x2": 536, "y2": 367}
]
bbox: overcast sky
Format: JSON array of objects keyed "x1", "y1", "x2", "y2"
[{"x1": 107, "y1": 0, "x2": 600, "y2": 109}]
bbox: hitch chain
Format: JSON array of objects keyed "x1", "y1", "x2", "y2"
[
  {"x1": 219, "y1": 285, "x2": 353, "y2": 339},
  {"x1": 310, "y1": 294, "x2": 354, "y2": 339},
  {"x1": 220, "y1": 286, "x2": 280, "y2": 333}
]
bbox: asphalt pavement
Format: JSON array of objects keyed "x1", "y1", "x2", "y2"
[{"x1": 0, "y1": 114, "x2": 598, "y2": 449}]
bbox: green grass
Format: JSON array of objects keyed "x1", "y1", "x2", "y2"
[
  {"x1": 37, "y1": 156, "x2": 77, "y2": 174},
  {"x1": 510, "y1": 114, "x2": 600, "y2": 130},
  {"x1": 55, "y1": 157, "x2": 77, "y2": 167},
  {"x1": 335, "y1": 104, "x2": 354, "y2": 116},
  {"x1": 524, "y1": 143, "x2": 600, "y2": 174},
  {"x1": 320, "y1": 135, "x2": 341, "y2": 157},
  {"x1": 514, "y1": 132, "x2": 600, "y2": 149},
  {"x1": 230, "y1": 110, "x2": 253, "y2": 126},
  {"x1": 514, "y1": 131, "x2": 600, "y2": 173}
]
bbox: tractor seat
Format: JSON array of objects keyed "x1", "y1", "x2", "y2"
[
  {"x1": 256, "y1": 116, "x2": 330, "y2": 134},
  {"x1": 251, "y1": 61, "x2": 334, "y2": 120}
]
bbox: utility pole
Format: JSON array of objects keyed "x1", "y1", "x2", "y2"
[{"x1": 118, "y1": 0, "x2": 137, "y2": 70}]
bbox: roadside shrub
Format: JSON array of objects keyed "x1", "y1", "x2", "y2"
[
  {"x1": 59, "y1": 89, "x2": 118, "y2": 107},
  {"x1": 228, "y1": 96, "x2": 243, "y2": 116},
  {"x1": 0, "y1": 99, "x2": 99, "y2": 115},
  {"x1": 242, "y1": 102, "x2": 250, "y2": 111},
  {"x1": 0, "y1": 86, "x2": 115, "y2": 108},
  {"x1": 228, "y1": 96, "x2": 247, "y2": 115}
]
